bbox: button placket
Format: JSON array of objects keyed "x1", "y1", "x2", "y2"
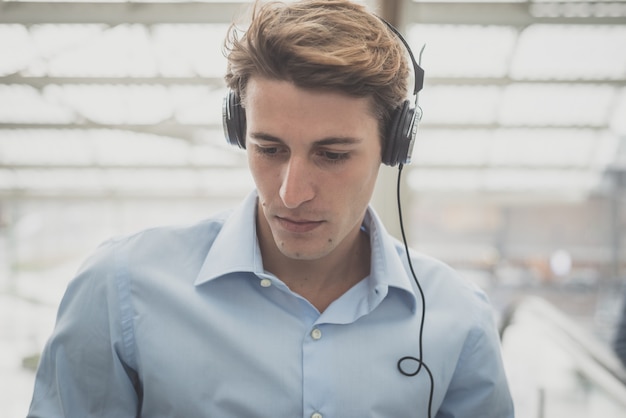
[{"x1": 303, "y1": 324, "x2": 328, "y2": 418}]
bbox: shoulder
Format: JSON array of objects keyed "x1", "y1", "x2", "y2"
[
  {"x1": 73, "y1": 211, "x2": 232, "y2": 286},
  {"x1": 397, "y1": 242, "x2": 495, "y2": 323},
  {"x1": 113, "y1": 210, "x2": 230, "y2": 251},
  {"x1": 113, "y1": 211, "x2": 229, "y2": 254}
]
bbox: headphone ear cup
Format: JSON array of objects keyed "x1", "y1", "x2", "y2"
[
  {"x1": 383, "y1": 100, "x2": 416, "y2": 166},
  {"x1": 222, "y1": 89, "x2": 247, "y2": 149}
]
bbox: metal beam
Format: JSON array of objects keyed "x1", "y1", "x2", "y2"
[
  {"x1": 1, "y1": 1, "x2": 624, "y2": 25},
  {"x1": 408, "y1": 1, "x2": 626, "y2": 26},
  {"x1": 0, "y1": 163, "x2": 596, "y2": 171},
  {"x1": 0, "y1": 189, "x2": 249, "y2": 202},
  {"x1": 0, "y1": 122, "x2": 213, "y2": 142},
  {"x1": 0, "y1": 122, "x2": 611, "y2": 133},
  {"x1": 0, "y1": 163, "x2": 242, "y2": 170},
  {"x1": 3, "y1": 75, "x2": 625, "y2": 88},
  {"x1": 0, "y1": 75, "x2": 225, "y2": 88},
  {"x1": 0, "y1": 1, "x2": 247, "y2": 24}
]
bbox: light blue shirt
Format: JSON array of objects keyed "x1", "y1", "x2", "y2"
[{"x1": 28, "y1": 191, "x2": 513, "y2": 417}]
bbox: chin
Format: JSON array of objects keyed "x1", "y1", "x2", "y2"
[{"x1": 276, "y1": 240, "x2": 334, "y2": 261}]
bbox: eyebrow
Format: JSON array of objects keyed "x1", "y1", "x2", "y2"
[{"x1": 249, "y1": 131, "x2": 363, "y2": 147}]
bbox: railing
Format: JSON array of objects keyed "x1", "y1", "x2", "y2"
[{"x1": 500, "y1": 296, "x2": 626, "y2": 418}]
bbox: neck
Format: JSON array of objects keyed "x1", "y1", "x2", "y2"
[{"x1": 258, "y1": 219, "x2": 371, "y2": 313}]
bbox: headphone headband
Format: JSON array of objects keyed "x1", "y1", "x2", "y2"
[{"x1": 378, "y1": 17, "x2": 425, "y2": 98}]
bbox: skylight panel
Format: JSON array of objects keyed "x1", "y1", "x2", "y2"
[
  {"x1": 0, "y1": 24, "x2": 35, "y2": 76},
  {"x1": 413, "y1": 128, "x2": 605, "y2": 169},
  {"x1": 407, "y1": 168, "x2": 599, "y2": 194},
  {"x1": 171, "y1": 86, "x2": 223, "y2": 125},
  {"x1": 44, "y1": 24, "x2": 157, "y2": 77},
  {"x1": 498, "y1": 83, "x2": 614, "y2": 126},
  {"x1": 29, "y1": 24, "x2": 106, "y2": 62},
  {"x1": 0, "y1": 170, "x2": 15, "y2": 191},
  {"x1": 420, "y1": 85, "x2": 501, "y2": 124},
  {"x1": 0, "y1": 128, "x2": 241, "y2": 167},
  {"x1": 188, "y1": 136, "x2": 246, "y2": 165},
  {"x1": 407, "y1": 169, "x2": 482, "y2": 191},
  {"x1": 90, "y1": 131, "x2": 190, "y2": 166},
  {"x1": 152, "y1": 24, "x2": 229, "y2": 77},
  {"x1": 611, "y1": 87, "x2": 626, "y2": 135},
  {"x1": 11, "y1": 169, "x2": 104, "y2": 193},
  {"x1": 102, "y1": 167, "x2": 253, "y2": 196},
  {"x1": 0, "y1": 166, "x2": 253, "y2": 199},
  {"x1": 511, "y1": 24, "x2": 626, "y2": 80},
  {"x1": 102, "y1": 168, "x2": 198, "y2": 192},
  {"x1": 0, "y1": 131, "x2": 93, "y2": 165},
  {"x1": 413, "y1": 130, "x2": 493, "y2": 166},
  {"x1": 482, "y1": 168, "x2": 599, "y2": 192},
  {"x1": 589, "y1": 131, "x2": 621, "y2": 169},
  {"x1": 488, "y1": 129, "x2": 597, "y2": 167},
  {"x1": 0, "y1": 84, "x2": 74, "y2": 123},
  {"x1": 56, "y1": 84, "x2": 172, "y2": 124},
  {"x1": 408, "y1": 24, "x2": 517, "y2": 77},
  {"x1": 2, "y1": 23, "x2": 229, "y2": 78}
]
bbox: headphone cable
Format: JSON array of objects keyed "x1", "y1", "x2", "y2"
[{"x1": 396, "y1": 163, "x2": 435, "y2": 418}]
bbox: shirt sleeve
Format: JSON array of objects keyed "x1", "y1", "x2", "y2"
[
  {"x1": 27, "y1": 240, "x2": 141, "y2": 417},
  {"x1": 436, "y1": 298, "x2": 515, "y2": 418}
]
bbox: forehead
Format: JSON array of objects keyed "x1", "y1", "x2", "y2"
[{"x1": 244, "y1": 77, "x2": 379, "y2": 139}]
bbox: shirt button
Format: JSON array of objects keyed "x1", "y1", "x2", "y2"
[
  {"x1": 311, "y1": 328, "x2": 322, "y2": 340},
  {"x1": 260, "y1": 278, "x2": 272, "y2": 287},
  {"x1": 311, "y1": 413, "x2": 323, "y2": 418}
]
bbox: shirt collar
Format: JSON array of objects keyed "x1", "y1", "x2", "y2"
[
  {"x1": 363, "y1": 208, "x2": 418, "y2": 311},
  {"x1": 195, "y1": 190, "x2": 418, "y2": 310},
  {"x1": 194, "y1": 191, "x2": 263, "y2": 285}
]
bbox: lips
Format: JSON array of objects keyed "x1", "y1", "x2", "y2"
[{"x1": 276, "y1": 216, "x2": 324, "y2": 233}]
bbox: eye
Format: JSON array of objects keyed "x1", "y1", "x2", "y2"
[
  {"x1": 258, "y1": 147, "x2": 278, "y2": 155},
  {"x1": 254, "y1": 145, "x2": 285, "y2": 158},
  {"x1": 319, "y1": 151, "x2": 350, "y2": 163}
]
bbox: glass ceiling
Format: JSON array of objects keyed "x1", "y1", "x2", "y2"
[{"x1": 0, "y1": 0, "x2": 624, "y2": 198}]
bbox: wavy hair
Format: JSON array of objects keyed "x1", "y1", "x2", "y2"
[{"x1": 223, "y1": 0, "x2": 410, "y2": 141}]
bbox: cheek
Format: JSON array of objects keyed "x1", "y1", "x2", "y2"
[
  {"x1": 329, "y1": 172, "x2": 377, "y2": 219},
  {"x1": 247, "y1": 154, "x2": 275, "y2": 191},
  {"x1": 353, "y1": 162, "x2": 380, "y2": 195}
]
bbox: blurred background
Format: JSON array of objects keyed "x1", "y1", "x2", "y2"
[{"x1": 0, "y1": 0, "x2": 625, "y2": 416}]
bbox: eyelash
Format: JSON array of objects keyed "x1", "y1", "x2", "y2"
[
  {"x1": 318, "y1": 151, "x2": 349, "y2": 164},
  {"x1": 254, "y1": 146, "x2": 350, "y2": 165},
  {"x1": 254, "y1": 146, "x2": 281, "y2": 156}
]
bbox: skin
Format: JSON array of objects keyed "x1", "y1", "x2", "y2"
[{"x1": 244, "y1": 77, "x2": 382, "y2": 312}]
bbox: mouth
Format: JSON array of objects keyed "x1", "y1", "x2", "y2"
[{"x1": 276, "y1": 216, "x2": 324, "y2": 233}]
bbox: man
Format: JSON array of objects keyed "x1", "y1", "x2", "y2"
[{"x1": 28, "y1": 0, "x2": 514, "y2": 416}]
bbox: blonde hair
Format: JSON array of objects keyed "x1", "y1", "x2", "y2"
[{"x1": 223, "y1": 0, "x2": 410, "y2": 139}]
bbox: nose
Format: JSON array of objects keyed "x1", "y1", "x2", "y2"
[{"x1": 279, "y1": 157, "x2": 315, "y2": 209}]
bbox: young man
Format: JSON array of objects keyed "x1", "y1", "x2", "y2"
[{"x1": 28, "y1": 0, "x2": 514, "y2": 416}]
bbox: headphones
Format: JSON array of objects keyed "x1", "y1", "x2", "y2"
[{"x1": 222, "y1": 18, "x2": 424, "y2": 167}]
